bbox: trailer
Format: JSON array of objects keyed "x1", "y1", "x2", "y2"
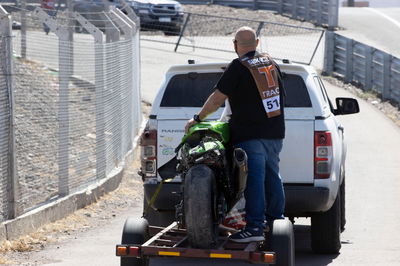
[{"x1": 116, "y1": 218, "x2": 294, "y2": 266}]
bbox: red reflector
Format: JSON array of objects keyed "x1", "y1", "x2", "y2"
[
  {"x1": 263, "y1": 253, "x2": 275, "y2": 263},
  {"x1": 250, "y1": 252, "x2": 262, "y2": 262},
  {"x1": 129, "y1": 246, "x2": 140, "y2": 257}
]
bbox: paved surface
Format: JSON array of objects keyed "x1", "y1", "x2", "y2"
[
  {"x1": 338, "y1": 7, "x2": 400, "y2": 57},
  {"x1": 23, "y1": 44, "x2": 400, "y2": 266}
]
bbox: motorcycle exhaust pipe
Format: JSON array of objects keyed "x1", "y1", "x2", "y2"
[{"x1": 233, "y1": 148, "x2": 248, "y2": 197}]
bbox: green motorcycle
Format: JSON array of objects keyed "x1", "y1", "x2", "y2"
[{"x1": 159, "y1": 121, "x2": 248, "y2": 248}]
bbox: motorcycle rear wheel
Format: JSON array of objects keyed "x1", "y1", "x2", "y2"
[{"x1": 184, "y1": 164, "x2": 218, "y2": 248}]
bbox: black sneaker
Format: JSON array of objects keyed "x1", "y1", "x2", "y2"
[{"x1": 229, "y1": 227, "x2": 265, "y2": 243}]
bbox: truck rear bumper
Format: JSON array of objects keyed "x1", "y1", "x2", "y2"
[
  {"x1": 284, "y1": 185, "x2": 330, "y2": 215},
  {"x1": 144, "y1": 183, "x2": 330, "y2": 215}
]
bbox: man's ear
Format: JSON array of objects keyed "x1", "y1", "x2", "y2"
[{"x1": 256, "y1": 38, "x2": 260, "y2": 47}]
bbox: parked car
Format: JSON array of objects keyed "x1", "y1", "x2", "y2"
[
  {"x1": 124, "y1": 0, "x2": 184, "y2": 35},
  {"x1": 139, "y1": 60, "x2": 360, "y2": 254}
]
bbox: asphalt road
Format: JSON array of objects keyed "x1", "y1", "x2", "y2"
[
  {"x1": 338, "y1": 7, "x2": 400, "y2": 57},
  {"x1": 23, "y1": 41, "x2": 400, "y2": 266}
]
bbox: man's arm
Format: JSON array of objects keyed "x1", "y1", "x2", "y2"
[{"x1": 185, "y1": 89, "x2": 227, "y2": 132}]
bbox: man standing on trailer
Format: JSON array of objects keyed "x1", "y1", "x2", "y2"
[{"x1": 185, "y1": 26, "x2": 286, "y2": 243}]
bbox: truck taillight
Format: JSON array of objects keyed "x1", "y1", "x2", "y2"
[
  {"x1": 140, "y1": 129, "x2": 157, "y2": 176},
  {"x1": 314, "y1": 131, "x2": 332, "y2": 179}
]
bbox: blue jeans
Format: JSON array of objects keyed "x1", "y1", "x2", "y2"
[{"x1": 235, "y1": 139, "x2": 285, "y2": 230}]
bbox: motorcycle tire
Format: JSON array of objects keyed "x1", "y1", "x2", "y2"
[{"x1": 184, "y1": 164, "x2": 218, "y2": 248}]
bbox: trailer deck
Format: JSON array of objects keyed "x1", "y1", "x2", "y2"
[{"x1": 116, "y1": 222, "x2": 276, "y2": 264}]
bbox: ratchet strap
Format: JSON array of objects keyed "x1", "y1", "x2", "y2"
[{"x1": 142, "y1": 178, "x2": 173, "y2": 218}]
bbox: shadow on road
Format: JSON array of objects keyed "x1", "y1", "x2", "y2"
[{"x1": 295, "y1": 224, "x2": 339, "y2": 266}]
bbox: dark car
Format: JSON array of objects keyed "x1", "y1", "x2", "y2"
[{"x1": 125, "y1": 0, "x2": 184, "y2": 35}]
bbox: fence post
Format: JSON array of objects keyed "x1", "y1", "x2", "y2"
[
  {"x1": 0, "y1": 5, "x2": 20, "y2": 219},
  {"x1": 34, "y1": 7, "x2": 71, "y2": 196},
  {"x1": 291, "y1": 0, "x2": 297, "y2": 19},
  {"x1": 304, "y1": 0, "x2": 310, "y2": 21},
  {"x1": 73, "y1": 11, "x2": 107, "y2": 180},
  {"x1": 174, "y1": 13, "x2": 191, "y2": 52},
  {"x1": 316, "y1": 0, "x2": 322, "y2": 25},
  {"x1": 67, "y1": 0, "x2": 74, "y2": 77},
  {"x1": 277, "y1": 0, "x2": 283, "y2": 14},
  {"x1": 253, "y1": 0, "x2": 258, "y2": 10},
  {"x1": 323, "y1": 31, "x2": 335, "y2": 75},
  {"x1": 327, "y1": 0, "x2": 339, "y2": 29},
  {"x1": 21, "y1": 0, "x2": 26, "y2": 58},
  {"x1": 364, "y1": 46, "x2": 373, "y2": 90},
  {"x1": 382, "y1": 53, "x2": 392, "y2": 101},
  {"x1": 345, "y1": 38, "x2": 353, "y2": 83}
]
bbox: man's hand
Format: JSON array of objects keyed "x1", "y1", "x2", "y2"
[{"x1": 185, "y1": 118, "x2": 198, "y2": 133}]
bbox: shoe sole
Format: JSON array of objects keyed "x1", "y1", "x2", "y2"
[{"x1": 229, "y1": 236, "x2": 265, "y2": 243}]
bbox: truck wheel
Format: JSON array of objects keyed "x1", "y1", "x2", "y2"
[
  {"x1": 311, "y1": 191, "x2": 341, "y2": 254},
  {"x1": 121, "y1": 217, "x2": 149, "y2": 266},
  {"x1": 340, "y1": 177, "x2": 346, "y2": 232},
  {"x1": 143, "y1": 199, "x2": 175, "y2": 227},
  {"x1": 270, "y1": 219, "x2": 295, "y2": 266},
  {"x1": 184, "y1": 164, "x2": 218, "y2": 248}
]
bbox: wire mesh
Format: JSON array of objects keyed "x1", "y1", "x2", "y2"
[
  {"x1": 2, "y1": 4, "x2": 141, "y2": 214},
  {"x1": 141, "y1": 11, "x2": 324, "y2": 65}
]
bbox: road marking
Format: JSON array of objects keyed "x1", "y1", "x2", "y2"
[{"x1": 367, "y1": 8, "x2": 400, "y2": 28}]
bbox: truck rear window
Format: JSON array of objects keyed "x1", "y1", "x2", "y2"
[
  {"x1": 283, "y1": 74, "x2": 312, "y2": 107},
  {"x1": 160, "y1": 72, "x2": 311, "y2": 108},
  {"x1": 160, "y1": 72, "x2": 223, "y2": 107}
]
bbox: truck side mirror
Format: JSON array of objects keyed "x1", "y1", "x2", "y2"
[{"x1": 334, "y1": 97, "x2": 360, "y2": 115}]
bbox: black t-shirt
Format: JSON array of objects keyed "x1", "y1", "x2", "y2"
[{"x1": 215, "y1": 51, "x2": 285, "y2": 144}]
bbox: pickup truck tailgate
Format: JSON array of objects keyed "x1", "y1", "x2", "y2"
[{"x1": 157, "y1": 117, "x2": 315, "y2": 184}]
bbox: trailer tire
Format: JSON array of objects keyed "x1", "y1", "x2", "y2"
[
  {"x1": 184, "y1": 164, "x2": 218, "y2": 248},
  {"x1": 311, "y1": 190, "x2": 341, "y2": 254},
  {"x1": 270, "y1": 219, "x2": 295, "y2": 266},
  {"x1": 121, "y1": 217, "x2": 149, "y2": 266}
]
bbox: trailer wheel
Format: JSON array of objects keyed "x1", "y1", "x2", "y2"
[
  {"x1": 270, "y1": 219, "x2": 295, "y2": 266},
  {"x1": 121, "y1": 217, "x2": 149, "y2": 266},
  {"x1": 184, "y1": 164, "x2": 218, "y2": 248},
  {"x1": 311, "y1": 190, "x2": 341, "y2": 254}
]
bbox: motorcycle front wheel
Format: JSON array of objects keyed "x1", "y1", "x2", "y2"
[{"x1": 184, "y1": 164, "x2": 218, "y2": 248}]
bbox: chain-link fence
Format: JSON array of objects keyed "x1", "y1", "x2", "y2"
[
  {"x1": 141, "y1": 11, "x2": 325, "y2": 65},
  {"x1": 0, "y1": 3, "x2": 141, "y2": 220}
]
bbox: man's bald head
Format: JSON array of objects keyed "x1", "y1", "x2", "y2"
[{"x1": 234, "y1": 26, "x2": 258, "y2": 47}]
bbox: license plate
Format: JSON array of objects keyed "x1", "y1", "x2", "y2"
[
  {"x1": 139, "y1": 9, "x2": 149, "y2": 14},
  {"x1": 159, "y1": 17, "x2": 171, "y2": 23}
]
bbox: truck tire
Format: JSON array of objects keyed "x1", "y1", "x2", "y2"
[
  {"x1": 340, "y1": 177, "x2": 346, "y2": 232},
  {"x1": 270, "y1": 219, "x2": 295, "y2": 266},
  {"x1": 143, "y1": 198, "x2": 175, "y2": 227},
  {"x1": 311, "y1": 191, "x2": 341, "y2": 254},
  {"x1": 121, "y1": 217, "x2": 149, "y2": 266},
  {"x1": 184, "y1": 164, "x2": 218, "y2": 248}
]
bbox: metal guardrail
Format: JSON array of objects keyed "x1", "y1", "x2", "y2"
[
  {"x1": 324, "y1": 31, "x2": 400, "y2": 105},
  {"x1": 178, "y1": 0, "x2": 339, "y2": 28},
  {"x1": 0, "y1": 4, "x2": 141, "y2": 221}
]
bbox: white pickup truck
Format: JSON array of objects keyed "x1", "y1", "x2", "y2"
[{"x1": 139, "y1": 60, "x2": 359, "y2": 254}]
